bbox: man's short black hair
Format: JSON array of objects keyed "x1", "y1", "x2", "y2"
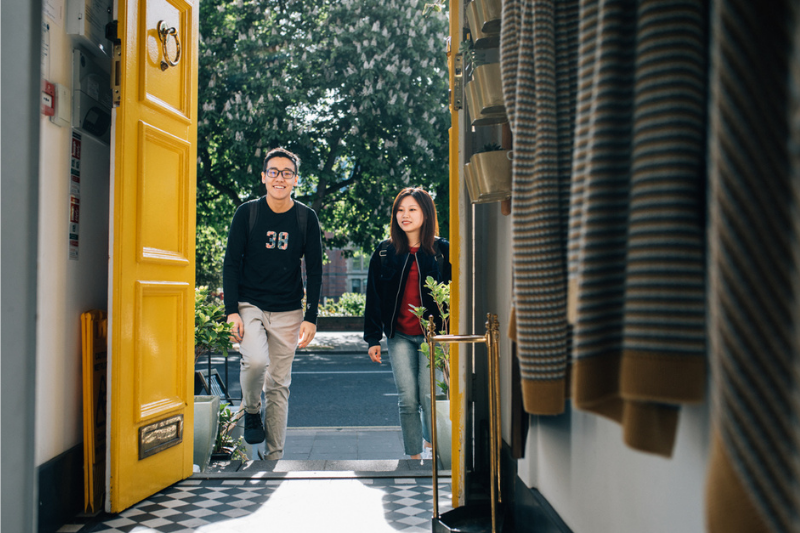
[{"x1": 263, "y1": 147, "x2": 301, "y2": 174}]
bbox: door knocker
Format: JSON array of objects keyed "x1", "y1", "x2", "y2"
[{"x1": 157, "y1": 20, "x2": 181, "y2": 71}]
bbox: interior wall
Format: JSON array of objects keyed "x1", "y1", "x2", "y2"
[
  {"x1": 36, "y1": 9, "x2": 111, "y2": 465},
  {"x1": 1, "y1": 0, "x2": 43, "y2": 529},
  {"x1": 478, "y1": 203, "x2": 711, "y2": 533}
]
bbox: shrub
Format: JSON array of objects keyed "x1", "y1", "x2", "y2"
[
  {"x1": 318, "y1": 292, "x2": 366, "y2": 317},
  {"x1": 194, "y1": 286, "x2": 234, "y2": 363}
]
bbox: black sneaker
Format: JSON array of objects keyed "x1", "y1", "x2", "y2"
[{"x1": 244, "y1": 411, "x2": 265, "y2": 444}]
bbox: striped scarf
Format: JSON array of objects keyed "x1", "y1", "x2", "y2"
[
  {"x1": 706, "y1": 1, "x2": 799, "y2": 532},
  {"x1": 501, "y1": 0, "x2": 579, "y2": 415},
  {"x1": 502, "y1": 0, "x2": 707, "y2": 456},
  {"x1": 568, "y1": 0, "x2": 708, "y2": 457}
]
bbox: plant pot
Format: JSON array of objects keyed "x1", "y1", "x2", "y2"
[
  {"x1": 435, "y1": 399, "x2": 452, "y2": 470},
  {"x1": 473, "y1": 63, "x2": 505, "y2": 115},
  {"x1": 475, "y1": 0, "x2": 502, "y2": 34},
  {"x1": 466, "y1": 150, "x2": 512, "y2": 204},
  {"x1": 465, "y1": 79, "x2": 507, "y2": 127},
  {"x1": 193, "y1": 395, "x2": 220, "y2": 473},
  {"x1": 466, "y1": 0, "x2": 500, "y2": 49}
]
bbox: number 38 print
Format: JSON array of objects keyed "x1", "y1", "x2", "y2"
[{"x1": 266, "y1": 231, "x2": 289, "y2": 250}]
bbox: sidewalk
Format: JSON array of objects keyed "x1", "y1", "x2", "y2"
[{"x1": 299, "y1": 330, "x2": 382, "y2": 353}]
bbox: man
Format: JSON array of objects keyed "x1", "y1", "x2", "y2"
[{"x1": 222, "y1": 147, "x2": 322, "y2": 459}]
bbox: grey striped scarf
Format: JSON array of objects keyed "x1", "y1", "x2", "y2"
[
  {"x1": 502, "y1": 0, "x2": 707, "y2": 455},
  {"x1": 500, "y1": 0, "x2": 578, "y2": 415},
  {"x1": 707, "y1": 1, "x2": 799, "y2": 532}
]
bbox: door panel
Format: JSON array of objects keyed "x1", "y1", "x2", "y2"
[
  {"x1": 142, "y1": 0, "x2": 193, "y2": 118},
  {"x1": 134, "y1": 281, "x2": 189, "y2": 421},
  {"x1": 110, "y1": 0, "x2": 197, "y2": 513},
  {"x1": 137, "y1": 121, "x2": 191, "y2": 264}
]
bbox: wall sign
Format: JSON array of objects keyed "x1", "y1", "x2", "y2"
[{"x1": 69, "y1": 131, "x2": 81, "y2": 260}]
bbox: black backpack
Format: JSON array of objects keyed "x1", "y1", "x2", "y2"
[{"x1": 247, "y1": 197, "x2": 310, "y2": 255}]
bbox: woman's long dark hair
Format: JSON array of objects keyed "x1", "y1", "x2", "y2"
[{"x1": 389, "y1": 187, "x2": 439, "y2": 255}]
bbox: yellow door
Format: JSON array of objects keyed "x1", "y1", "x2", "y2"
[{"x1": 109, "y1": 0, "x2": 198, "y2": 513}]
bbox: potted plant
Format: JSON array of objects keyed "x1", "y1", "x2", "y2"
[
  {"x1": 210, "y1": 402, "x2": 248, "y2": 462},
  {"x1": 466, "y1": 143, "x2": 512, "y2": 204},
  {"x1": 193, "y1": 287, "x2": 235, "y2": 472},
  {"x1": 467, "y1": 0, "x2": 502, "y2": 37},
  {"x1": 461, "y1": 40, "x2": 506, "y2": 126},
  {"x1": 411, "y1": 277, "x2": 453, "y2": 468},
  {"x1": 466, "y1": 0, "x2": 501, "y2": 48}
]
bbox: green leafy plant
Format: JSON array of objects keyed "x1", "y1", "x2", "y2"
[
  {"x1": 410, "y1": 277, "x2": 451, "y2": 398},
  {"x1": 459, "y1": 39, "x2": 489, "y2": 73},
  {"x1": 318, "y1": 292, "x2": 367, "y2": 317},
  {"x1": 423, "y1": 0, "x2": 448, "y2": 15},
  {"x1": 195, "y1": 286, "x2": 234, "y2": 364},
  {"x1": 214, "y1": 403, "x2": 247, "y2": 461},
  {"x1": 479, "y1": 143, "x2": 503, "y2": 153}
]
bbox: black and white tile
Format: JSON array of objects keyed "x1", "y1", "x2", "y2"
[{"x1": 63, "y1": 477, "x2": 452, "y2": 533}]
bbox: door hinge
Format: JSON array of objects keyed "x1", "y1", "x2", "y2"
[
  {"x1": 452, "y1": 53, "x2": 464, "y2": 111},
  {"x1": 106, "y1": 20, "x2": 122, "y2": 107}
]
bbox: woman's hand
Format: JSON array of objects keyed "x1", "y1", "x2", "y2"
[{"x1": 368, "y1": 345, "x2": 382, "y2": 363}]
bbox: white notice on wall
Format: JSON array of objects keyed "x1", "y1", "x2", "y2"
[{"x1": 44, "y1": 0, "x2": 65, "y2": 27}]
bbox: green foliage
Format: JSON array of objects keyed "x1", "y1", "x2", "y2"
[
  {"x1": 215, "y1": 403, "x2": 247, "y2": 461},
  {"x1": 196, "y1": 0, "x2": 451, "y2": 261},
  {"x1": 318, "y1": 292, "x2": 366, "y2": 316},
  {"x1": 480, "y1": 143, "x2": 502, "y2": 153},
  {"x1": 410, "y1": 276, "x2": 451, "y2": 397},
  {"x1": 196, "y1": 225, "x2": 226, "y2": 289},
  {"x1": 423, "y1": 0, "x2": 448, "y2": 15},
  {"x1": 195, "y1": 287, "x2": 234, "y2": 362}
]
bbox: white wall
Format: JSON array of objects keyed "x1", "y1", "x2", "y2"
[
  {"x1": 479, "y1": 202, "x2": 710, "y2": 533},
  {"x1": 36, "y1": 10, "x2": 110, "y2": 465}
]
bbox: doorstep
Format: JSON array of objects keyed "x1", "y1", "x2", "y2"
[{"x1": 195, "y1": 458, "x2": 451, "y2": 480}]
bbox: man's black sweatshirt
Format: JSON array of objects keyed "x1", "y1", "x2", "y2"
[{"x1": 222, "y1": 197, "x2": 323, "y2": 324}]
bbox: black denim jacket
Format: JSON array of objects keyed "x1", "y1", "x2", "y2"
[{"x1": 363, "y1": 237, "x2": 451, "y2": 348}]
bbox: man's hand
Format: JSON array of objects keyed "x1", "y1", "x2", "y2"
[
  {"x1": 368, "y1": 345, "x2": 382, "y2": 364},
  {"x1": 227, "y1": 313, "x2": 244, "y2": 342},
  {"x1": 298, "y1": 321, "x2": 317, "y2": 349}
]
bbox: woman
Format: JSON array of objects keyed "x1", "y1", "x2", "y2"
[{"x1": 364, "y1": 188, "x2": 451, "y2": 459}]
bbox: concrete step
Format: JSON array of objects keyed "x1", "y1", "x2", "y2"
[{"x1": 195, "y1": 458, "x2": 451, "y2": 480}]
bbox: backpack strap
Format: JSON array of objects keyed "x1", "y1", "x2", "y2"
[
  {"x1": 294, "y1": 200, "x2": 309, "y2": 255},
  {"x1": 433, "y1": 238, "x2": 444, "y2": 276},
  {"x1": 248, "y1": 197, "x2": 260, "y2": 238},
  {"x1": 248, "y1": 197, "x2": 309, "y2": 255},
  {"x1": 379, "y1": 240, "x2": 391, "y2": 270}
]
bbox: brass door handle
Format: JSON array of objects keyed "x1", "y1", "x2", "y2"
[{"x1": 157, "y1": 20, "x2": 181, "y2": 71}]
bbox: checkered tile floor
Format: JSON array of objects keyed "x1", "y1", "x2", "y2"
[{"x1": 66, "y1": 477, "x2": 452, "y2": 533}]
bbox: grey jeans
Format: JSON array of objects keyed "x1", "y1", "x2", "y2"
[{"x1": 237, "y1": 303, "x2": 303, "y2": 460}]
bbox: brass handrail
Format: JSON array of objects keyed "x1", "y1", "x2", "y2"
[{"x1": 427, "y1": 313, "x2": 501, "y2": 533}]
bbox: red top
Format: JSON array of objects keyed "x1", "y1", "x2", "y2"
[{"x1": 396, "y1": 248, "x2": 424, "y2": 336}]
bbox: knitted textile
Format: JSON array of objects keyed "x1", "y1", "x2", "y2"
[
  {"x1": 706, "y1": 0, "x2": 799, "y2": 531},
  {"x1": 500, "y1": 0, "x2": 579, "y2": 415},
  {"x1": 567, "y1": 0, "x2": 708, "y2": 457},
  {"x1": 501, "y1": 0, "x2": 708, "y2": 456}
]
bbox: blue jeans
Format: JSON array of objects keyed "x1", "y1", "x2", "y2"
[{"x1": 387, "y1": 332, "x2": 435, "y2": 456}]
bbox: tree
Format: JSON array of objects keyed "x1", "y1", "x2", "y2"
[{"x1": 197, "y1": 0, "x2": 451, "y2": 272}]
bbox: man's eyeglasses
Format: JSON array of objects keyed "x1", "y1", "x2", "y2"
[{"x1": 265, "y1": 168, "x2": 297, "y2": 179}]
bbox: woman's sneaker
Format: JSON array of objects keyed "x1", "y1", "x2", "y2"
[{"x1": 244, "y1": 411, "x2": 266, "y2": 444}]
